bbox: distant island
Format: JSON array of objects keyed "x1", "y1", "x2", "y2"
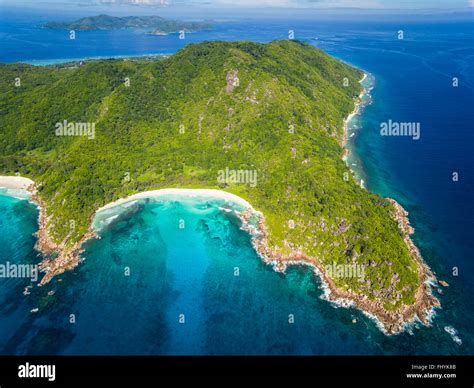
[
  {"x1": 43, "y1": 14, "x2": 212, "y2": 34},
  {"x1": 0, "y1": 40, "x2": 439, "y2": 334}
]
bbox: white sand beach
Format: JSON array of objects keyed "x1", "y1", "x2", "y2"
[
  {"x1": 0, "y1": 176, "x2": 35, "y2": 190},
  {"x1": 96, "y1": 188, "x2": 254, "y2": 213}
]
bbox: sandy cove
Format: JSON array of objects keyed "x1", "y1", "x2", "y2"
[
  {"x1": 10, "y1": 186, "x2": 253, "y2": 285},
  {"x1": 0, "y1": 176, "x2": 35, "y2": 190},
  {"x1": 96, "y1": 188, "x2": 253, "y2": 213},
  {"x1": 88, "y1": 186, "x2": 442, "y2": 335},
  {"x1": 0, "y1": 150, "x2": 439, "y2": 333},
  {"x1": 39, "y1": 189, "x2": 252, "y2": 285}
]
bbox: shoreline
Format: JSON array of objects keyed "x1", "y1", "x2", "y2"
[
  {"x1": 338, "y1": 71, "x2": 439, "y2": 332},
  {"x1": 0, "y1": 82, "x2": 440, "y2": 332},
  {"x1": 0, "y1": 176, "x2": 35, "y2": 190},
  {"x1": 342, "y1": 72, "x2": 367, "y2": 146},
  {"x1": 11, "y1": 53, "x2": 171, "y2": 67},
  {"x1": 341, "y1": 72, "x2": 375, "y2": 190},
  {"x1": 38, "y1": 188, "x2": 253, "y2": 284},
  {"x1": 238, "y1": 200, "x2": 439, "y2": 335},
  {"x1": 96, "y1": 188, "x2": 253, "y2": 214},
  {"x1": 0, "y1": 176, "x2": 97, "y2": 285},
  {"x1": 0, "y1": 181, "x2": 256, "y2": 285},
  {"x1": 342, "y1": 72, "x2": 369, "y2": 157}
]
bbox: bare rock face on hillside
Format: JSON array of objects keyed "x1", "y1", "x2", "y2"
[{"x1": 226, "y1": 70, "x2": 239, "y2": 93}]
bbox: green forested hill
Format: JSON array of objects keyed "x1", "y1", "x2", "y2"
[
  {"x1": 0, "y1": 40, "x2": 421, "y2": 310},
  {"x1": 43, "y1": 14, "x2": 211, "y2": 33}
]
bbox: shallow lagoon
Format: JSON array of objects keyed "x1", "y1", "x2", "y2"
[{"x1": 0, "y1": 194, "x2": 469, "y2": 355}]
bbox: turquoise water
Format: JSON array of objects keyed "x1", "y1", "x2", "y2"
[
  {"x1": 0, "y1": 194, "x2": 470, "y2": 355},
  {"x1": 0, "y1": 192, "x2": 42, "y2": 353},
  {"x1": 0, "y1": 6, "x2": 473, "y2": 355},
  {"x1": 24, "y1": 54, "x2": 169, "y2": 67}
]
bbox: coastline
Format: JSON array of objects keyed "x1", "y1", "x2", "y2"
[
  {"x1": 20, "y1": 53, "x2": 171, "y2": 67},
  {"x1": 341, "y1": 72, "x2": 377, "y2": 190},
  {"x1": 39, "y1": 189, "x2": 255, "y2": 285},
  {"x1": 0, "y1": 182, "x2": 255, "y2": 285},
  {"x1": 96, "y1": 188, "x2": 253, "y2": 214},
  {"x1": 342, "y1": 72, "x2": 368, "y2": 150},
  {"x1": 325, "y1": 70, "x2": 438, "y2": 333},
  {"x1": 20, "y1": 53, "x2": 172, "y2": 67},
  {"x1": 346, "y1": 72, "x2": 439, "y2": 331},
  {"x1": 0, "y1": 176, "x2": 97, "y2": 285},
  {"x1": 0, "y1": 73, "x2": 440, "y2": 333},
  {"x1": 0, "y1": 176, "x2": 35, "y2": 190},
  {"x1": 239, "y1": 199, "x2": 439, "y2": 335}
]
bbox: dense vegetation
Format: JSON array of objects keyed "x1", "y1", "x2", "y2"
[
  {"x1": 43, "y1": 14, "x2": 212, "y2": 33},
  {"x1": 0, "y1": 40, "x2": 420, "y2": 310}
]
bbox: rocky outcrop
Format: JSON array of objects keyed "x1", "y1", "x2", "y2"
[
  {"x1": 238, "y1": 201, "x2": 440, "y2": 335},
  {"x1": 26, "y1": 183, "x2": 97, "y2": 286}
]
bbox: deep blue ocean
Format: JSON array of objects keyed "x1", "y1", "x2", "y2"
[{"x1": 0, "y1": 6, "x2": 473, "y2": 355}]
